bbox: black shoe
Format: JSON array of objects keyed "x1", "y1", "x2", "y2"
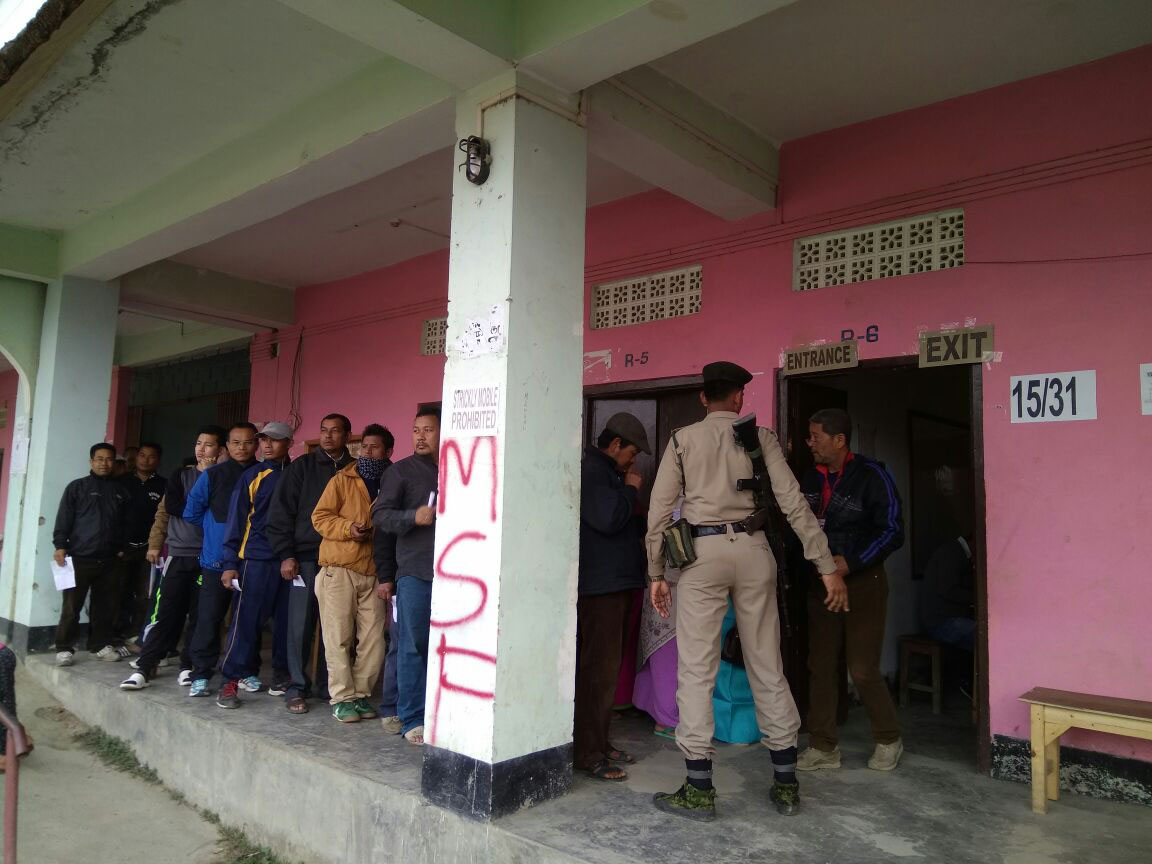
[
  {"x1": 653, "y1": 783, "x2": 716, "y2": 822},
  {"x1": 770, "y1": 781, "x2": 800, "y2": 816}
]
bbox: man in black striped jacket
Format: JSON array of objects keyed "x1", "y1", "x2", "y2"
[{"x1": 797, "y1": 408, "x2": 906, "y2": 774}]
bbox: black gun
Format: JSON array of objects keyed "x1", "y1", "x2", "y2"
[{"x1": 732, "y1": 413, "x2": 793, "y2": 638}]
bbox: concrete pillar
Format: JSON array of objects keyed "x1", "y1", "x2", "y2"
[
  {"x1": 0, "y1": 278, "x2": 119, "y2": 653},
  {"x1": 421, "y1": 72, "x2": 586, "y2": 820}
]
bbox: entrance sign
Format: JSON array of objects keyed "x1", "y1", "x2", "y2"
[
  {"x1": 919, "y1": 325, "x2": 994, "y2": 368},
  {"x1": 1010, "y1": 370, "x2": 1097, "y2": 423},
  {"x1": 783, "y1": 340, "x2": 858, "y2": 375}
]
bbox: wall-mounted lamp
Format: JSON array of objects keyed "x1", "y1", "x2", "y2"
[{"x1": 458, "y1": 136, "x2": 491, "y2": 185}]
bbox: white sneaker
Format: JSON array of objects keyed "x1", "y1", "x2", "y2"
[
  {"x1": 238, "y1": 675, "x2": 263, "y2": 693},
  {"x1": 177, "y1": 669, "x2": 192, "y2": 686},
  {"x1": 95, "y1": 645, "x2": 124, "y2": 662},
  {"x1": 868, "y1": 739, "x2": 904, "y2": 771},
  {"x1": 379, "y1": 715, "x2": 402, "y2": 734},
  {"x1": 119, "y1": 672, "x2": 149, "y2": 691},
  {"x1": 796, "y1": 746, "x2": 842, "y2": 771},
  {"x1": 55, "y1": 650, "x2": 75, "y2": 667},
  {"x1": 129, "y1": 658, "x2": 141, "y2": 670}
]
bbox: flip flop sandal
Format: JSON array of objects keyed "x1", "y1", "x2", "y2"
[
  {"x1": 605, "y1": 746, "x2": 636, "y2": 764},
  {"x1": 653, "y1": 726, "x2": 676, "y2": 740},
  {"x1": 403, "y1": 725, "x2": 425, "y2": 745},
  {"x1": 286, "y1": 697, "x2": 309, "y2": 714},
  {"x1": 586, "y1": 759, "x2": 627, "y2": 782}
]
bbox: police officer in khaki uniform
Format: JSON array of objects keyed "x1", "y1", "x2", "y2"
[{"x1": 645, "y1": 361, "x2": 848, "y2": 821}]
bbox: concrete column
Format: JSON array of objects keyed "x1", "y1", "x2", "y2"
[
  {"x1": 0, "y1": 278, "x2": 119, "y2": 653},
  {"x1": 421, "y1": 72, "x2": 586, "y2": 820}
]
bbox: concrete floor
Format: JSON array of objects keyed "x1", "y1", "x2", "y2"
[
  {"x1": 1, "y1": 664, "x2": 222, "y2": 863},
  {"x1": 23, "y1": 654, "x2": 1152, "y2": 864}
]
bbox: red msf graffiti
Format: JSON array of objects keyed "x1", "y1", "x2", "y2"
[{"x1": 427, "y1": 436, "x2": 499, "y2": 747}]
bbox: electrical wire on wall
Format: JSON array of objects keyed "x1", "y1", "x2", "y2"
[{"x1": 286, "y1": 330, "x2": 304, "y2": 435}]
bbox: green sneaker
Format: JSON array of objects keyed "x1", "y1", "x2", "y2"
[
  {"x1": 353, "y1": 698, "x2": 378, "y2": 719},
  {"x1": 770, "y1": 781, "x2": 800, "y2": 816},
  {"x1": 653, "y1": 783, "x2": 716, "y2": 822},
  {"x1": 332, "y1": 701, "x2": 362, "y2": 723}
]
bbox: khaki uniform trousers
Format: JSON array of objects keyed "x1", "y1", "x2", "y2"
[
  {"x1": 675, "y1": 528, "x2": 799, "y2": 760},
  {"x1": 315, "y1": 565, "x2": 386, "y2": 704}
]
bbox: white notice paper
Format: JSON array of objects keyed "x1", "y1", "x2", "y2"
[
  {"x1": 292, "y1": 575, "x2": 306, "y2": 588},
  {"x1": 1141, "y1": 363, "x2": 1152, "y2": 416},
  {"x1": 51, "y1": 556, "x2": 75, "y2": 591}
]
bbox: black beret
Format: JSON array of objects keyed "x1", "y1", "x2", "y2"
[{"x1": 702, "y1": 361, "x2": 753, "y2": 386}]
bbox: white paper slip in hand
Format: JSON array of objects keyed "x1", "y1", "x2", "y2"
[
  {"x1": 230, "y1": 578, "x2": 241, "y2": 591},
  {"x1": 292, "y1": 575, "x2": 306, "y2": 588},
  {"x1": 51, "y1": 556, "x2": 76, "y2": 591},
  {"x1": 427, "y1": 491, "x2": 438, "y2": 508}
]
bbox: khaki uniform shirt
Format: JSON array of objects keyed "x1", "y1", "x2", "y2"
[{"x1": 644, "y1": 411, "x2": 837, "y2": 580}]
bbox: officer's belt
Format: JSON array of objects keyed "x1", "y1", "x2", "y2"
[{"x1": 690, "y1": 522, "x2": 748, "y2": 538}]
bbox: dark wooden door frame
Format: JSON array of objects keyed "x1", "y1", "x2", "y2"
[{"x1": 776, "y1": 358, "x2": 992, "y2": 775}]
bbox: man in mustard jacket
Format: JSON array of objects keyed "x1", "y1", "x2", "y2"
[{"x1": 312, "y1": 424, "x2": 394, "y2": 723}]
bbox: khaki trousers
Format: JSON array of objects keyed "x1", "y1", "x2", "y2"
[
  {"x1": 675, "y1": 529, "x2": 799, "y2": 760},
  {"x1": 314, "y1": 565, "x2": 386, "y2": 704},
  {"x1": 806, "y1": 565, "x2": 900, "y2": 750}
]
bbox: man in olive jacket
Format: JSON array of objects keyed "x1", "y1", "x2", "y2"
[{"x1": 312, "y1": 424, "x2": 393, "y2": 724}]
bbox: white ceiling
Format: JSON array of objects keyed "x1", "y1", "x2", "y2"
[
  {"x1": 0, "y1": 0, "x2": 382, "y2": 230},
  {"x1": 652, "y1": 0, "x2": 1152, "y2": 144},
  {"x1": 172, "y1": 150, "x2": 652, "y2": 287}
]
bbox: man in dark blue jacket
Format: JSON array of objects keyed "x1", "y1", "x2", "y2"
[
  {"x1": 213, "y1": 422, "x2": 294, "y2": 709},
  {"x1": 183, "y1": 421, "x2": 257, "y2": 696},
  {"x1": 797, "y1": 408, "x2": 906, "y2": 773},
  {"x1": 575, "y1": 413, "x2": 649, "y2": 781}
]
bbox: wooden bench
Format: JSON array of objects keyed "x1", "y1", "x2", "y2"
[{"x1": 1019, "y1": 687, "x2": 1152, "y2": 813}]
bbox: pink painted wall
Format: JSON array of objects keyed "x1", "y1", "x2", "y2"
[
  {"x1": 249, "y1": 252, "x2": 449, "y2": 458},
  {"x1": 250, "y1": 46, "x2": 1152, "y2": 763},
  {"x1": 0, "y1": 369, "x2": 18, "y2": 542}
]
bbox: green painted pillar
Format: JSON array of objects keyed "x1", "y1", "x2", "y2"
[
  {"x1": 421, "y1": 72, "x2": 586, "y2": 819},
  {"x1": 1, "y1": 277, "x2": 119, "y2": 654}
]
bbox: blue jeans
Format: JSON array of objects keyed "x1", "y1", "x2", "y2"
[
  {"x1": 396, "y1": 576, "x2": 433, "y2": 734},
  {"x1": 378, "y1": 599, "x2": 400, "y2": 717}
]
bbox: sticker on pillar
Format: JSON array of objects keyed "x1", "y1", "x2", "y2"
[
  {"x1": 1010, "y1": 371, "x2": 1097, "y2": 423},
  {"x1": 1141, "y1": 363, "x2": 1152, "y2": 416},
  {"x1": 9, "y1": 415, "x2": 29, "y2": 475},
  {"x1": 447, "y1": 384, "x2": 502, "y2": 436},
  {"x1": 453, "y1": 305, "x2": 506, "y2": 359}
]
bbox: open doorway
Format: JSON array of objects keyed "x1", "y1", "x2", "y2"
[{"x1": 778, "y1": 359, "x2": 989, "y2": 771}]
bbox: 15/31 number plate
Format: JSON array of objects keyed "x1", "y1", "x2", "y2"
[{"x1": 1010, "y1": 370, "x2": 1097, "y2": 423}]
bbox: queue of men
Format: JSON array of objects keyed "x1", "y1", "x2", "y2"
[
  {"x1": 52, "y1": 407, "x2": 443, "y2": 740},
  {"x1": 51, "y1": 360, "x2": 905, "y2": 820}
]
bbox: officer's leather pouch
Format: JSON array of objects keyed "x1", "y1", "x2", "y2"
[{"x1": 662, "y1": 517, "x2": 697, "y2": 569}]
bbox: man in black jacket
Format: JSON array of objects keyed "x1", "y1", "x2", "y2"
[
  {"x1": 115, "y1": 441, "x2": 166, "y2": 647},
  {"x1": 797, "y1": 408, "x2": 906, "y2": 773},
  {"x1": 575, "y1": 413, "x2": 649, "y2": 781},
  {"x1": 53, "y1": 443, "x2": 132, "y2": 665},
  {"x1": 266, "y1": 413, "x2": 354, "y2": 712}
]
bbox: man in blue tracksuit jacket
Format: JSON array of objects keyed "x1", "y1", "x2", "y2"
[
  {"x1": 215, "y1": 422, "x2": 294, "y2": 709},
  {"x1": 183, "y1": 422, "x2": 258, "y2": 696}
]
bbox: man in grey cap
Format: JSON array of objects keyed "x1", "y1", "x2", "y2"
[
  {"x1": 646, "y1": 362, "x2": 847, "y2": 820},
  {"x1": 212, "y1": 421, "x2": 294, "y2": 708},
  {"x1": 575, "y1": 412, "x2": 651, "y2": 781}
]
